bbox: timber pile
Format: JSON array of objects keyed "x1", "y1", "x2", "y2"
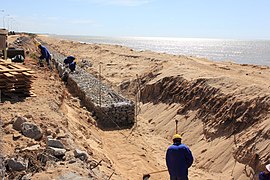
[{"x1": 0, "y1": 60, "x2": 35, "y2": 97}]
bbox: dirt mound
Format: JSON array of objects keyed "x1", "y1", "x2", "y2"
[
  {"x1": 139, "y1": 76, "x2": 270, "y2": 136},
  {"x1": 0, "y1": 35, "x2": 117, "y2": 180}
]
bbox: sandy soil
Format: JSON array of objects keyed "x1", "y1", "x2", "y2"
[{"x1": 1, "y1": 34, "x2": 269, "y2": 180}]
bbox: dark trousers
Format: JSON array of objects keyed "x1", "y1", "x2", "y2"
[
  {"x1": 45, "y1": 57, "x2": 51, "y2": 66},
  {"x1": 170, "y1": 176, "x2": 188, "y2": 180}
]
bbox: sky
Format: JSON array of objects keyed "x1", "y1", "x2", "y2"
[{"x1": 1, "y1": 0, "x2": 270, "y2": 39}]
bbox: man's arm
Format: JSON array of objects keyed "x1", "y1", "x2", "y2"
[
  {"x1": 166, "y1": 149, "x2": 172, "y2": 170},
  {"x1": 39, "y1": 48, "x2": 46, "y2": 59},
  {"x1": 185, "y1": 147, "x2": 193, "y2": 168}
]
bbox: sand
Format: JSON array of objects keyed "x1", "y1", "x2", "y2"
[{"x1": 0, "y1": 34, "x2": 269, "y2": 179}]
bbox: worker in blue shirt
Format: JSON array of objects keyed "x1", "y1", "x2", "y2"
[
  {"x1": 64, "y1": 55, "x2": 76, "y2": 72},
  {"x1": 166, "y1": 134, "x2": 193, "y2": 180},
  {"x1": 38, "y1": 44, "x2": 51, "y2": 68},
  {"x1": 259, "y1": 164, "x2": 270, "y2": 180}
]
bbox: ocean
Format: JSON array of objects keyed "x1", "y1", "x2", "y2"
[{"x1": 51, "y1": 35, "x2": 270, "y2": 66}]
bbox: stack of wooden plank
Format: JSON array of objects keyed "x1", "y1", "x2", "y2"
[{"x1": 0, "y1": 60, "x2": 35, "y2": 97}]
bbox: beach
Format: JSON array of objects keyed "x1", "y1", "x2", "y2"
[
  {"x1": 50, "y1": 35, "x2": 270, "y2": 66},
  {"x1": 0, "y1": 34, "x2": 269, "y2": 179}
]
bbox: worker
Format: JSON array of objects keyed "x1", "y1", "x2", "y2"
[
  {"x1": 64, "y1": 55, "x2": 76, "y2": 72},
  {"x1": 259, "y1": 164, "x2": 270, "y2": 180},
  {"x1": 166, "y1": 134, "x2": 193, "y2": 180},
  {"x1": 38, "y1": 44, "x2": 51, "y2": 69}
]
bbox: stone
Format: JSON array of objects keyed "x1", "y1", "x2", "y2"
[
  {"x1": 56, "y1": 129, "x2": 67, "y2": 139},
  {"x1": 12, "y1": 116, "x2": 27, "y2": 131},
  {"x1": 24, "y1": 114, "x2": 33, "y2": 119},
  {"x1": 55, "y1": 128, "x2": 60, "y2": 134},
  {"x1": 13, "y1": 132, "x2": 22, "y2": 140},
  {"x1": 21, "y1": 173, "x2": 32, "y2": 180},
  {"x1": 7, "y1": 157, "x2": 28, "y2": 171},
  {"x1": 21, "y1": 122, "x2": 43, "y2": 140},
  {"x1": 58, "y1": 172, "x2": 86, "y2": 180},
  {"x1": 68, "y1": 159, "x2": 77, "y2": 164},
  {"x1": 74, "y1": 149, "x2": 89, "y2": 161},
  {"x1": 47, "y1": 147, "x2": 66, "y2": 157},
  {"x1": 47, "y1": 137, "x2": 65, "y2": 148},
  {"x1": 49, "y1": 76, "x2": 55, "y2": 80},
  {"x1": 0, "y1": 156, "x2": 6, "y2": 177},
  {"x1": 46, "y1": 128, "x2": 53, "y2": 136},
  {"x1": 22, "y1": 144, "x2": 41, "y2": 151}
]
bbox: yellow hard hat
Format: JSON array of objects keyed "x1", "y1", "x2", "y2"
[
  {"x1": 172, "y1": 134, "x2": 182, "y2": 140},
  {"x1": 33, "y1": 39, "x2": 41, "y2": 46}
]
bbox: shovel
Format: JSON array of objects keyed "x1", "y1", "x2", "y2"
[{"x1": 143, "y1": 169, "x2": 167, "y2": 180}]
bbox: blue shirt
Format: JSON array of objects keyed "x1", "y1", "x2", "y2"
[
  {"x1": 39, "y1": 45, "x2": 51, "y2": 60},
  {"x1": 69, "y1": 61, "x2": 76, "y2": 71},
  {"x1": 166, "y1": 143, "x2": 193, "y2": 178},
  {"x1": 64, "y1": 56, "x2": 75, "y2": 65},
  {"x1": 259, "y1": 172, "x2": 270, "y2": 180}
]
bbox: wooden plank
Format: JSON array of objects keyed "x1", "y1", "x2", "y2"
[
  {"x1": 0, "y1": 63, "x2": 31, "y2": 73},
  {"x1": 26, "y1": 71, "x2": 35, "y2": 74},
  {"x1": 3, "y1": 73, "x2": 14, "y2": 78},
  {"x1": 5, "y1": 78, "x2": 19, "y2": 82},
  {"x1": 10, "y1": 64, "x2": 31, "y2": 71},
  {"x1": 0, "y1": 69, "x2": 33, "y2": 73},
  {"x1": 0, "y1": 62, "x2": 11, "y2": 65},
  {"x1": 22, "y1": 72, "x2": 32, "y2": 77},
  {"x1": 0, "y1": 64, "x2": 10, "y2": 70},
  {"x1": 9, "y1": 63, "x2": 25, "y2": 69},
  {"x1": 9, "y1": 78, "x2": 32, "y2": 82},
  {"x1": 9, "y1": 72, "x2": 20, "y2": 75},
  {"x1": 0, "y1": 62, "x2": 34, "y2": 95}
]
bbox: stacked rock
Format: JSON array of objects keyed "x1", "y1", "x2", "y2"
[{"x1": 52, "y1": 53, "x2": 135, "y2": 129}]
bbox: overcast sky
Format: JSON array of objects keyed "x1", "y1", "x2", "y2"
[{"x1": 1, "y1": 0, "x2": 270, "y2": 39}]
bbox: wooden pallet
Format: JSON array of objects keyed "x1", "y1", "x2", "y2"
[{"x1": 0, "y1": 61, "x2": 35, "y2": 96}]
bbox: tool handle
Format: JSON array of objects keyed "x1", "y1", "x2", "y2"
[
  {"x1": 149, "y1": 169, "x2": 168, "y2": 175},
  {"x1": 175, "y1": 119, "x2": 178, "y2": 134}
]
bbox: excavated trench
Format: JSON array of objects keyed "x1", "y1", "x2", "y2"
[{"x1": 121, "y1": 73, "x2": 270, "y2": 173}]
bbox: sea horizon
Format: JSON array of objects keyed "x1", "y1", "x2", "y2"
[{"x1": 50, "y1": 34, "x2": 270, "y2": 67}]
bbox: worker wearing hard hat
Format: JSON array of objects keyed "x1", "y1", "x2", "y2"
[
  {"x1": 64, "y1": 55, "x2": 77, "y2": 72},
  {"x1": 166, "y1": 134, "x2": 193, "y2": 180}
]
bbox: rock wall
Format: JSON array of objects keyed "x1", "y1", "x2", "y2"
[{"x1": 52, "y1": 53, "x2": 135, "y2": 129}]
